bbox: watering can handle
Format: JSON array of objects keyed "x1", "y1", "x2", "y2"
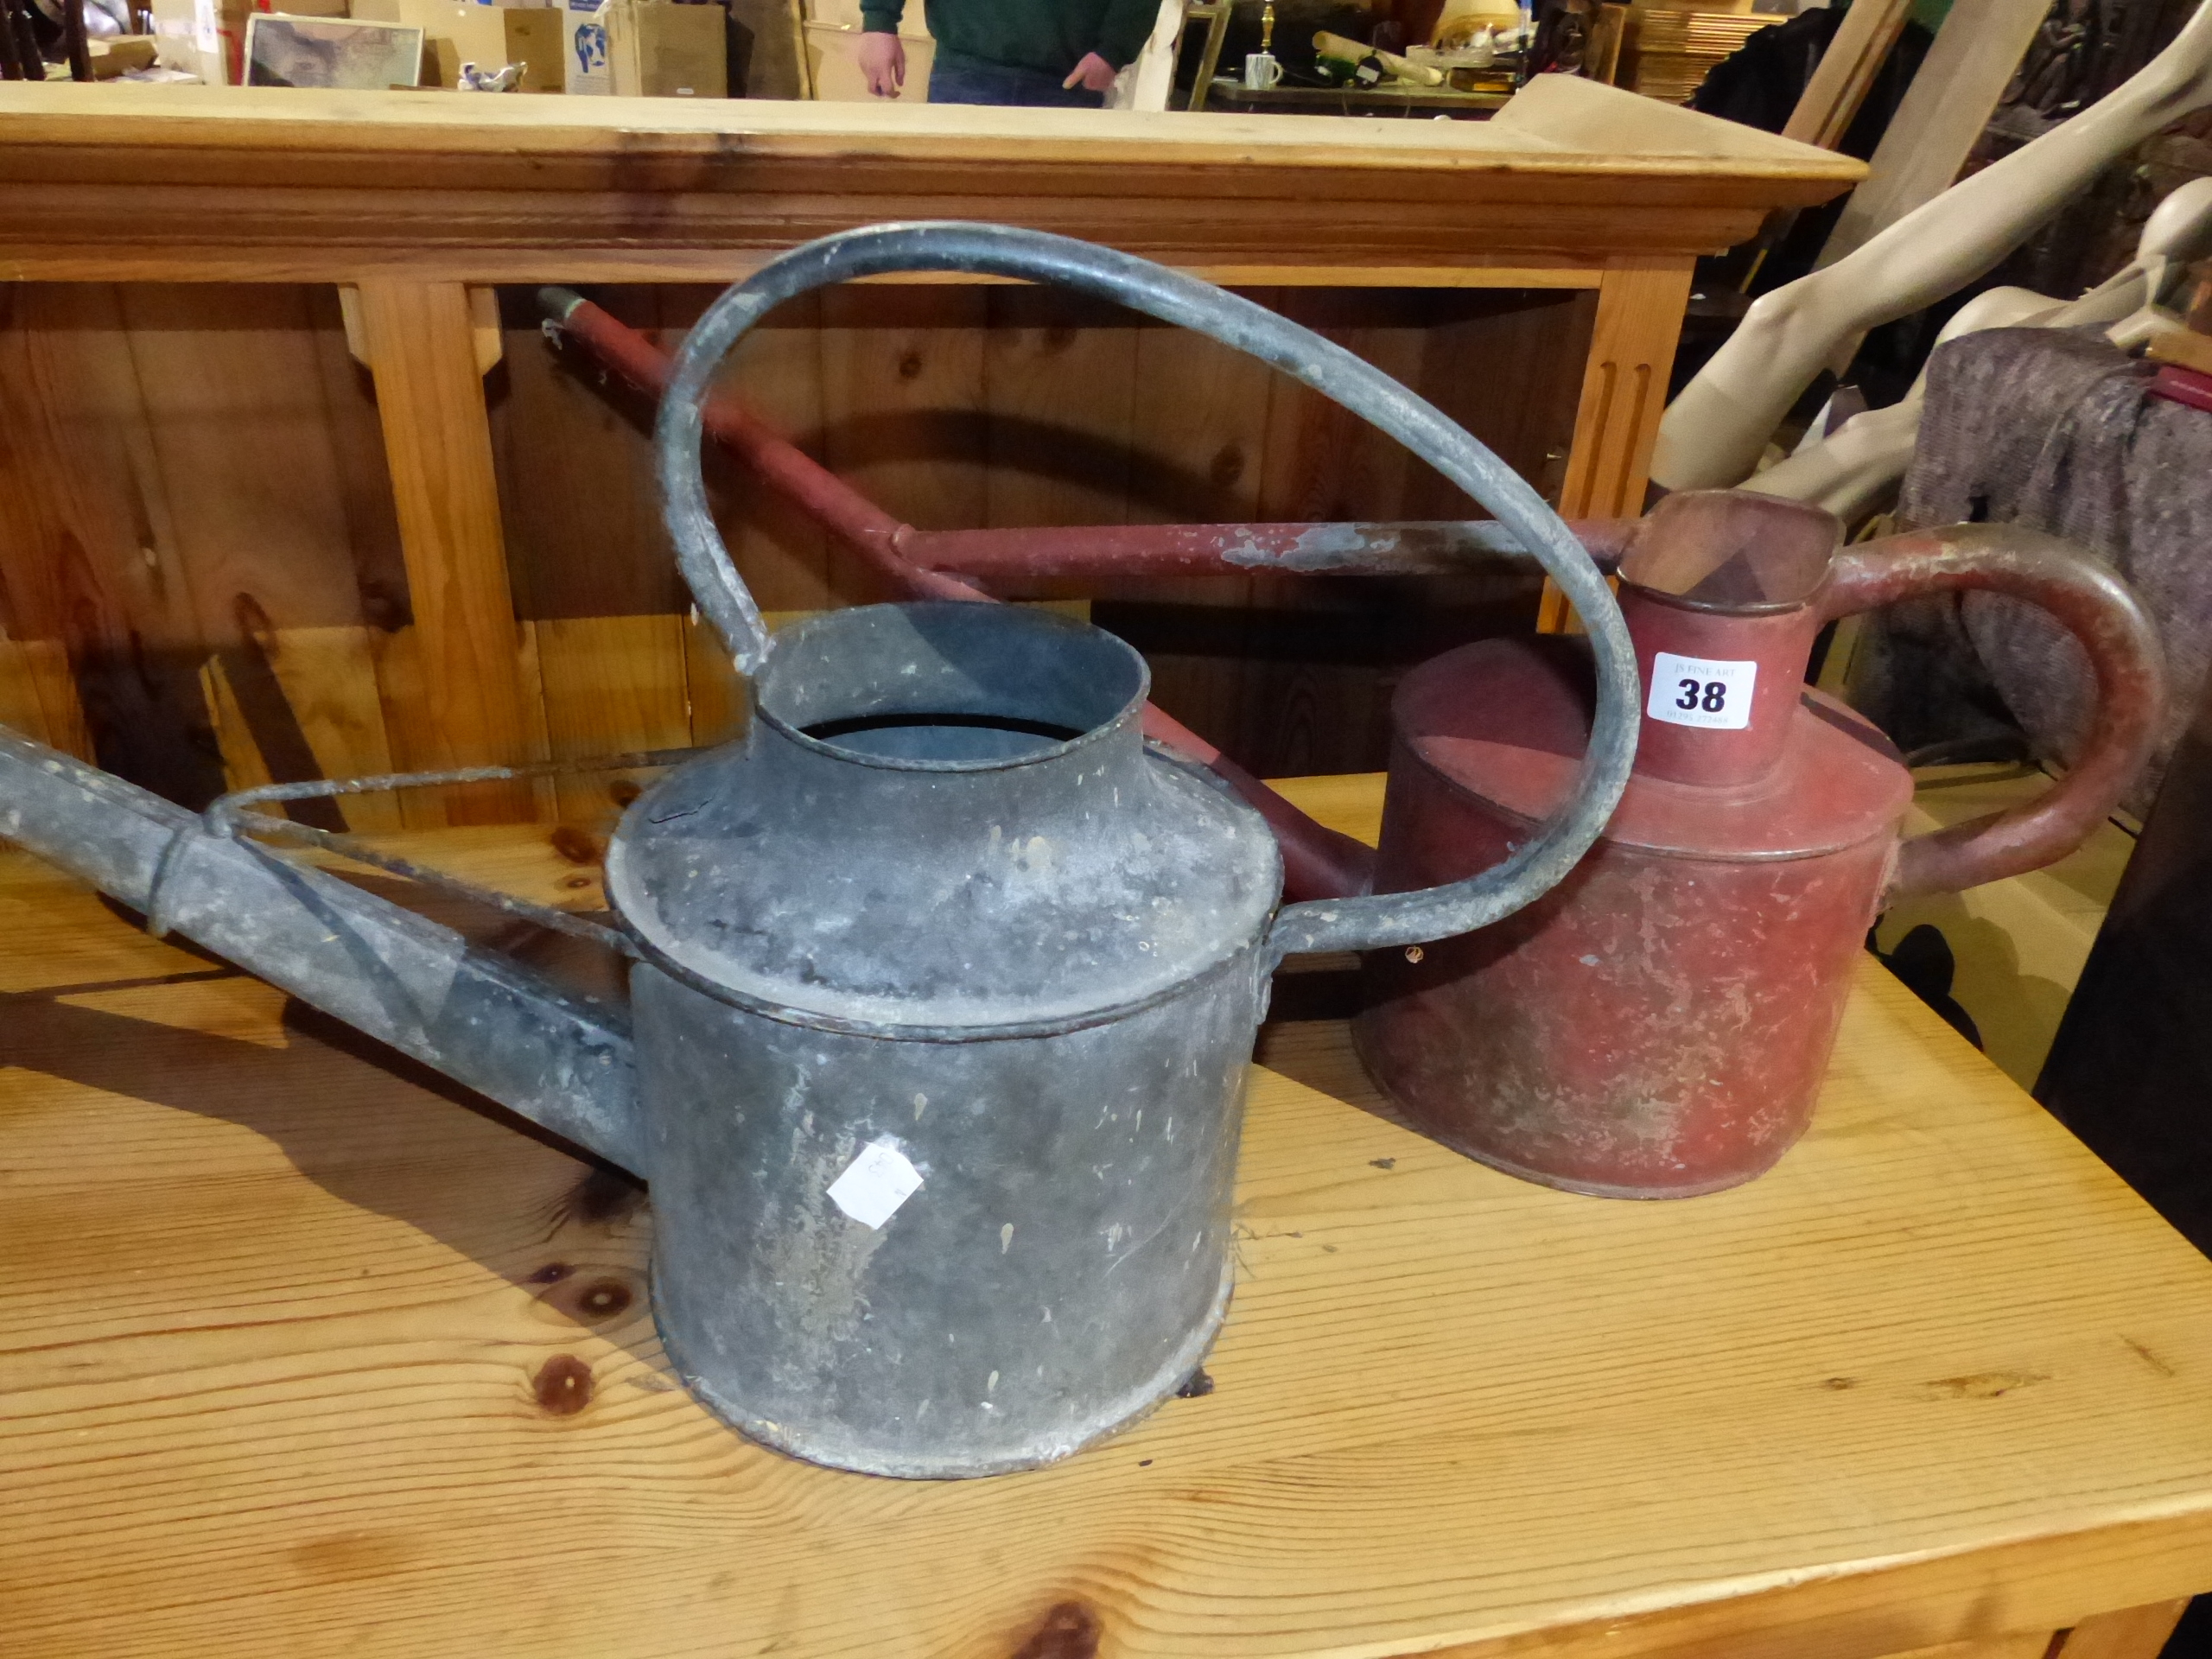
[
  {"x1": 655, "y1": 221, "x2": 1638, "y2": 958},
  {"x1": 1820, "y1": 523, "x2": 2165, "y2": 901}
]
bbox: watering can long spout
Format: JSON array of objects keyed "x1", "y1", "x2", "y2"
[{"x1": 0, "y1": 728, "x2": 645, "y2": 1173}]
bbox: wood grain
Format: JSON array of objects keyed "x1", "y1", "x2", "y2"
[
  {"x1": 197, "y1": 652, "x2": 275, "y2": 796},
  {"x1": 255, "y1": 626, "x2": 405, "y2": 834},
  {"x1": 353, "y1": 279, "x2": 533, "y2": 823},
  {"x1": 2, "y1": 786, "x2": 2209, "y2": 1658},
  {"x1": 681, "y1": 607, "x2": 747, "y2": 749},
  {"x1": 0, "y1": 283, "x2": 226, "y2": 804},
  {"x1": 0, "y1": 637, "x2": 90, "y2": 759},
  {"x1": 1258, "y1": 289, "x2": 1429, "y2": 526},
  {"x1": 0, "y1": 76, "x2": 1847, "y2": 817},
  {"x1": 114, "y1": 286, "x2": 371, "y2": 642},
  {"x1": 817, "y1": 283, "x2": 987, "y2": 601},
  {"x1": 0, "y1": 81, "x2": 1862, "y2": 286},
  {"x1": 489, "y1": 287, "x2": 688, "y2": 626},
  {"x1": 689, "y1": 287, "x2": 839, "y2": 616},
  {"x1": 1541, "y1": 256, "x2": 1697, "y2": 631},
  {"x1": 1558, "y1": 257, "x2": 1697, "y2": 520},
  {"x1": 982, "y1": 287, "x2": 1138, "y2": 533},
  {"x1": 1783, "y1": 0, "x2": 1914, "y2": 149},
  {"x1": 532, "y1": 613, "x2": 690, "y2": 830},
  {"x1": 2054, "y1": 1600, "x2": 2190, "y2": 1659},
  {"x1": 1407, "y1": 288, "x2": 1594, "y2": 518}
]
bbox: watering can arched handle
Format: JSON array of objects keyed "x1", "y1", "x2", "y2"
[
  {"x1": 654, "y1": 221, "x2": 1638, "y2": 959},
  {"x1": 1820, "y1": 523, "x2": 2165, "y2": 901}
]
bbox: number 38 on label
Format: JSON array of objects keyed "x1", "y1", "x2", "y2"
[{"x1": 1647, "y1": 650, "x2": 1757, "y2": 731}]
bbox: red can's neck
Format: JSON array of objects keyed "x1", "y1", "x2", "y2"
[
  {"x1": 1609, "y1": 490, "x2": 1844, "y2": 790},
  {"x1": 1619, "y1": 582, "x2": 1827, "y2": 789}
]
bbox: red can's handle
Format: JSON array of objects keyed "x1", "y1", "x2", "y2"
[{"x1": 1820, "y1": 524, "x2": 2165, "y2": 900}]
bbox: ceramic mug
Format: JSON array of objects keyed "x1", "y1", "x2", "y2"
[{"x1": 1243, "y1": 50, "x2": 1283, "y2": 90}]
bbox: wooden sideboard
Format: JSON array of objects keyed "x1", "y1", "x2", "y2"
[{"x1": 0, "y1": 77, "x2": 1859, "y2": 822}]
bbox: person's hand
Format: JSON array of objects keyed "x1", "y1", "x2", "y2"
[
  {"x1": 1062, "y1": 50, "x2": 1118, "y2": 92},
  {"x1": 855, "y1": 30, "x2": 906, "y2": 97}
]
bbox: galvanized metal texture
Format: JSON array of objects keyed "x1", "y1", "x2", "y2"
[
  {"x1": 0, "y1": 231, "x2": 1639, "y2": 1482},
  {"x1": 547, "y1": 279, "x2": 1640, "y2": 908},
  {"x1": 652, "y1": 221, "x2": 1641, "y2": 957},
  {"x1": 635, "y1": 950, "x2": 1260, "y2": 1478},
  {"x1": 606, "y1": 603, "x2": 1281, "y2": 1037},
  {"x1": 622, "y1": 224, "x2": 1636, "y2": 1475},
  {"x1": 161, "y1": 752, "x2": 698, "y2": 959},
  {"x1": 0, "y1": 728, "x2": 643, "y2": 1172},
  {"x1": 543, "y1": 283, "x2": 1650, "y2": 914},
  {"x1": 601, "y1": 594, "x2": 1280, "y2": 1474},
  {"x1": 545, "y1": 282, "x2": 1377, "y2": 906}
]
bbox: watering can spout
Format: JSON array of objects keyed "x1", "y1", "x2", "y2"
[{"x1": 0, "y1": 727, "x2": 645, "y2": 1173}]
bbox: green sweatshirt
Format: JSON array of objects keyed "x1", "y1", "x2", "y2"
[{"x1": 859, "y1": 0, "x2": 1160, "y2": 78}]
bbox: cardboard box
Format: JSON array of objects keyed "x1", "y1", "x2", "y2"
[
  {"x1": 149, "y1": 0, "x2": 250, "y2": 82},
  {"x1": 726, "y1": 0, "x2": 806, "y2": 97},
  {"x1": 563, "y1": 0, "x2": 611, "y2": 92},
  {"x1": 607, "y1": 0, "x2": 725, "y2": 97},
  {"x1": 88, "y1": 34, "x2": 162, "y2": 75},
  {"x1": 351, "y1": 0, "x2": 565, "y2": 88}
]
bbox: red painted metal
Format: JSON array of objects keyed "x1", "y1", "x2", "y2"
[
  {"x1": 1821, "y1": 525, "x2": 2168, "y2": 899},
  {"x1": 899, "y1": 518, "x2": 1637, "y2": 582},
  {"x1": 548, "y1": 291, "x2": 1634, "y2": 589},
  {"x1": 547, "y1": 291, "x2": 1635, "y2": 903},
  {"x1": 1354, "y1": 491, "x2": 2165, "y2": 1198}
]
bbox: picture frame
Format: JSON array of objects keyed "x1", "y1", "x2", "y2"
[{"x1": 243, "y1": 13, "x2": 426, "y2": 88}]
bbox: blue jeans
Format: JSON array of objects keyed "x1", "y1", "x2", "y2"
[{"x1": 927, "y1": 51, "x2": 1105, "y2": 106}]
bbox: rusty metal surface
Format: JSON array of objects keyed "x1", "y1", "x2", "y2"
[
  {"x1": 1355, "y1": 492, "x2": 2163, "y2": 1199},
  {"x1": 901, "y1": 518, "x2": 1637, "y2": 582},
  {"x1": 1356, "y1": 636, "x2": 1903, "y2": 1197},
  {"x1": 1823, "y1": 523, "x2": 2165, "y2": 899},
  {"x1": 542, "y1": 285, "x2": 1638, "y2": 590}
]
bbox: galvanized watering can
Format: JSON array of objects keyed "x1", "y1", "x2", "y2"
[{"x1": 0, "y1": 224, "x2": 1640, "y2": 1478}]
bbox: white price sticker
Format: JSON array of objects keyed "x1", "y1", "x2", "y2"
[
  {"x1": 826, "y1": 1141, "x2": 924, "y2": 1230},
  {"x1": 1649, "y1": 651, "x2": 1757, "y2": 731}
]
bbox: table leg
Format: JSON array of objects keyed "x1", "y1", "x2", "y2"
[
  {"x1": 350, "y1": 279, "x2": 536, "y2": 823},
  {"x1": 2054, "y1": 1601, "x2": 2193, "y2": 1659},
  {"x1": 1541, "y1": 254, "x2": 1695, "y2": 631}
]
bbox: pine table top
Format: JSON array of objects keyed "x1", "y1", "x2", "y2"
[{"x1": 3, "y1": 776, "x2": 2209, "y2": 1659}]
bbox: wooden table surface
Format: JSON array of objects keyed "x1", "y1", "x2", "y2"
[{"x1": 4, "y1": 776, "x2": 2211, "y2": 1659}]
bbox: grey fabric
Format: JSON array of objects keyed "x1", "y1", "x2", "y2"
[{"x1": 1856, "y1": 327, "x2": 2212, "y2": 819}]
